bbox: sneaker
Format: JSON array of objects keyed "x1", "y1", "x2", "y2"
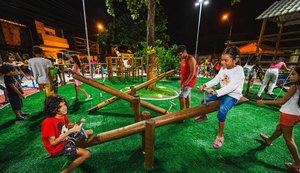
[
  {"x1": 16, "y1": 115, "x2": 26, "y2": 121},
  {"x1": 22, "y1": 112, "x2": 31, "y2": 116},
  {"x1": 85, "y1": 97, "x2": 93, "y2": 101},
  {"x1": 194, "y1": 115, "x2": 208, "y2": 122}
]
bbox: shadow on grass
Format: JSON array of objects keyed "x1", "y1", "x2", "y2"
[{"x1": 223, "y1": 143, "x2": 286, "y2": 172}]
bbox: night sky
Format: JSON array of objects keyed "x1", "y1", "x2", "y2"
[
  {"x1": 92, "y1": 0, "x2": 278, "y2": 53},
  {"x1": 0, "y1": 0, "x2": 279, "y2": 53}
]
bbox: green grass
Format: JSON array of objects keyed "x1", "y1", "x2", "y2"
[{"x1": 0, "y1": 76, "x2": 298, "y2": 173}]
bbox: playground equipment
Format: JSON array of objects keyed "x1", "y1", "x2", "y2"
[
  {"x1": 106, "y1": 55, "x2": 144, "y2": 83},
  {"x1": 73, "y1": 73, "x2": 169, "y2": 115},
  {"x1": 87, "y1": 70, "x2": 175, "y2": 113},
  {"x1": 78, "y1": 96, "x2": 248, "y2": 168}
]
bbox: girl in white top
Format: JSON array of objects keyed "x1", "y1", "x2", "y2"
[
  {"x1": 194, "y1": 46, "x2": 245, "y2": 149},
  {"x1": 257, "y1": 66, "x2": 300, "y2": 172}
]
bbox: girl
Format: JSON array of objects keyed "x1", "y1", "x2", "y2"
[
  {"x1": 69, "y1": 55, "x2": 92, "y2": 101},
  {"x1": 257, "y1": 57, "x2": 290, "y2": 97},
  {"x1": 257, "y1": 67, "x2": 300, "y2": 172},
  {"x1": 194, "y1": 46, "x2": 245, "y2": 149},
  {"x1": 42, "y1": 95, "x2": 94, "y2": 173}
]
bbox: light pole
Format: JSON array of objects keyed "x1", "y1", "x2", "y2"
[
  {"x1": 222, "y1": 14, "x2": 233, "y2": 45},
  {"x1": 195, "y1": 0, "x2": 209, "y2": 58}
]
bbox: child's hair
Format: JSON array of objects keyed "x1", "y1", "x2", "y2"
[
  {"x1": 22, "y1": 53, "x2": 30, "y2": 60},
  {"x1": 293, "y1": 66, "x2": 300, "y2": 107},
  {"x1": 0, "y1": 63, "x2": 16, "y2": 74},
  {"x1": 32, "y1": 45, "x2": 43, "y2": 55},
  {"x1": 70, "y1": 55, "x2": 81, "y2": 69},
  {"x1": 6, "y1": 52, "x2": 15, "y2": 62},
  {"x1": 43, "y1": 95, "x2": 69, "y2": 117},
  {"x1": 222, "y1": 46, "x2": 240, "y2": 59}
]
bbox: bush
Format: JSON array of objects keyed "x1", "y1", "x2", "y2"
[{"x1": 134, "y1": 40, "x2": 180, "y2": 76}]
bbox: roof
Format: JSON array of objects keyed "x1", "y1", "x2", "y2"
[{"x1": 256, "y1": 0, "x2": 300, "y2": 26}]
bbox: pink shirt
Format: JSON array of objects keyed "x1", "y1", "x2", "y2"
[{"x1": 270, "y1": 61, "x2": 285, "y2": 69}]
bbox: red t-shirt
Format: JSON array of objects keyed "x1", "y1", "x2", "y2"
[
  {"x1": 41, "y1": 114, "x2": 70, "y2": 156},
  {"x1": 180, "y1": 55, "x2": 197, "y2": 88}
]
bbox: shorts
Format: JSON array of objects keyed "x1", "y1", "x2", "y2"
[
  {"x1": 43, "y1": 83, "x2": 54, "y2": 96},
  {"x1": 8, "y1": 94, "x2": 23, "y2": 110},
  {"x1": 179, "y1": 86, "x2": 192, "y2": 98},
  {"x1": 279, "y1": 112, "x2": 300, "y2": 127},
  {"x1": 59, "y1": 142, "x2": 78, "y2": 156}
]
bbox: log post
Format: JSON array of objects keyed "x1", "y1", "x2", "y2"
[
  {"x1": 133, "y1": 95, "x2": 141, "y2": 122},
  {"x1": 141, "y1": 111, "x2": 151, "y2": 154},
  {"x1": 144, "y1": 118, "x2": 155, "y2": 169}
]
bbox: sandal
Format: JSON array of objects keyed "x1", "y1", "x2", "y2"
[
  {"x1": 284, "y1": 162, "x2": 300, "y2": 173},
  {"x1": 213, "y1": 136, "x2": 224, "y2": 149},
  {"x1": 194, "y1": 115, "x2": 208, "y2": 122},
  {"x1": 85, "y1": 97, "x2": 93, "y2": 101},
  {"x1": 260, "y1": 134, "x2": 272, "y2": 146}
]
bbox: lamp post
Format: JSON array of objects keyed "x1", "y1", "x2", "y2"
[
  {"x1": 194, "y1": 0, "x2": 209, "y2": 58},
  {"x1": 222, "y1": 14, "x2": 233, "y2": 45}
]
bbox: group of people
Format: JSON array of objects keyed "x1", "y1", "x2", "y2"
[
  {"x1": 176, "y1": 45, "x2": 299, "y2": 172},
  {"x1": 0, "y1": 46, "x2": 94, "y2": 120},
  {"x1": 0, "y1": 44, "x2": 299, "y2": 172}
]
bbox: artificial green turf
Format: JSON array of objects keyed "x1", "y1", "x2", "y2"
[{"x1": 0, "y1": 76, "x2": 298, "y2": 173}]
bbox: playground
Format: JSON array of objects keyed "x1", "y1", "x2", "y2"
[{"x1": 0, "y1": 73, "x2": 297, "y2": 173}]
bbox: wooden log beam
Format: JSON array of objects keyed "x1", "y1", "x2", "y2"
[
  {"x1": 82, "y1": 97, "x2": 248, "y2": 148},
  {"x1": 88, "y1": 70, "x2": 175, "y2": 112},
  {"x1": 73, "y1": 73, "x2": 168, "y2": 114}
]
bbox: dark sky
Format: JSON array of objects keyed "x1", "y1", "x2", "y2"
[
  {"x1": 96, "y1": 0, "x2": 278, "y2": 53},
  {"x1": 0, "y1": 0, "x2": 279, "y2": 53}
]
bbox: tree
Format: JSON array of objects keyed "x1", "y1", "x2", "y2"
[{"x1": 106, "y1": 0, "x2": 160, "y2": 90}]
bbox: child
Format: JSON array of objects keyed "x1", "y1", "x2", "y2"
[
  {"x1": 0, "y1": 65, "x2": 9, "y2": 104},
  {"x1": 48, "y1": 57, "x2": 63, "y2": 94},
  {"x1": 69, "y1": 55, "x2": 92, "y2": 101},
  {"x1": 194, "y1": 46, "x2": 245, "y2": 149},
  {"x1": 257, "y1": 57, "x2": 291, "y2": 97},
  {"x1": 0, "y1": 64, "x2": 29, "y2": 120},
  {"x1": 42, "y1": 95, "x2": 93, "y2": 173},
  {"x1": 257, "y1": 67, "x2": 300, "y2": 172}
]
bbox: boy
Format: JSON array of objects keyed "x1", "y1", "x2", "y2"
[
  {"x1": 42, "y1": 95, "x2": 93, "y2": 173},
  {"x1": 0, "y1": 64, "x2": 29, "y2": 120}
]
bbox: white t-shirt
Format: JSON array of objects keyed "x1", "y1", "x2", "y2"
[
  {"x1": 280, "y1": 86, "x2": 300, "y2": 116},
  {"x1": 28, "y1": 57, "x2": 53, "y2": 84},
  {"x1": 205, "y1": 65, "x2": 245, "y2": 100}
]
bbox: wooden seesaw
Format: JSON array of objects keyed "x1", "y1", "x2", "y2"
[
  {"x1": 76, "y1": 96, "x2": 248, "y2": 168},
  {"x1": 73, "y1": 71, "x2": 175, "y2": 115},
  {"x1": 88, "y1": 70, "x2": 175, "y2": 113}
]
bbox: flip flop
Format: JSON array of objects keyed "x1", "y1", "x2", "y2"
[
  {"x1": 284, "y1": 162, "x2": 300, "y2": 173},
  {"x1": 259, "y1": 134, "x2": 272, "y2": 146},
  {"x1": 213, "y1": 136, "x2": 224, "y2": 149},
  {"x1": 194, "y1": 115, "x2": 208, "y2": 122}
]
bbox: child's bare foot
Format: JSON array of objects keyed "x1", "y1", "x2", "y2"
[{"x1": 260, "y1": 133, "x2": 272, "y2": 146}]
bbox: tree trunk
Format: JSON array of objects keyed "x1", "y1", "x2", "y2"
[{"x1": 146, "y1": 0, "x2": 156, "y2": 90}]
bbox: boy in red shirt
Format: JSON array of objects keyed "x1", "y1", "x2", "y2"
[{"x1": 42, "y1": 95, "x2": 93, "y2": 173}]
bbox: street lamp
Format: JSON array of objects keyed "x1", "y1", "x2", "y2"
[
  {"x1": 194, "y1": 0, "x2": 209, "y2": 58},
  {"x1": 97, "y1": 23, "x2": 104, "y2": 32},
  {"x1": 222, "y1": 14, "x2": 233, "y2": 45}
]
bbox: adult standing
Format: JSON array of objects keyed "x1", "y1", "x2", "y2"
[
  {"x1": 28, "y1": 46, "x2": 53, "y2": 96},
  {"x1": 176, "y1": 45, "x2": 197, "y2": 111}
]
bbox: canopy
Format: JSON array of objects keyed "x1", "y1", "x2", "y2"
[{"x1": 239, "y1": 42, "x2": 284, "y2": 55}]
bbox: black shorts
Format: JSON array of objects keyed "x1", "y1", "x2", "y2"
[
  {"x1": 59, "y1": 142, "x2": 78, "y2": 156},
  {"x1": 8, "y1": 94, "x2": 22, "y2": 110}
]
